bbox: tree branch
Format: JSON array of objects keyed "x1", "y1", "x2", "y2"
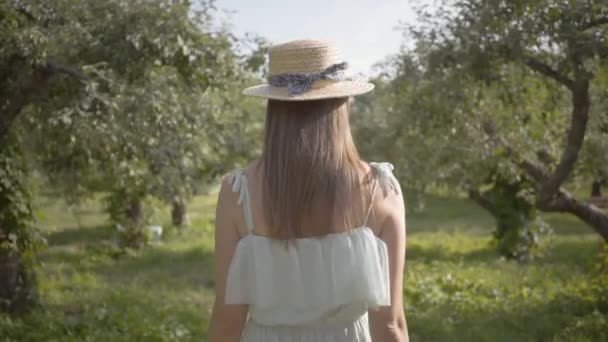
[
  {"x1": 1, "y1": 70, "x2": 49, "y2": 139},
  {"x1": 518, "y1": 159, "x2": 546, "y2": 181},
  {"x1": 467, "y1": 188, "x2": 497, "y2": 216},
  {"x1": 522, "y1": 56, "x2": 575, "y2": 90},
  {"x1": 537, "y1": 81, "x2": 590, "y2": 204},
  {"x1": 0, "y1": 61, "x2": 85, "y2": 139},
  {"x1": 492, "y1": 135, "x2": 547, "y2": 182},
  {"x1": 540, "y1": 189, "x2": 608, "y2": 241},
  {"x1": 497, "y1": 137, "x2": 608, "y2": 240},
  {"x1": 42, "y1": 62, "x2": 86, "y2": 81}
]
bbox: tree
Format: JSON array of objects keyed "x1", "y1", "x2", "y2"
[
  {"x1": 353, "y1": 51, "x2": 558, "y2": 257},
  {"x1": 396, "y1": 0, "x2": 608, "y2": 240},
  {"x1": 13, "y1": 0, "x2": 251, "y2": 234},
  {"x1": 0, "y1": 0, "x2": 262, "y2": 311}
]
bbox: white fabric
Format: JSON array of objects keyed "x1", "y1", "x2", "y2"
[
  {"x1": 369, "y1": 162, "x2": 398, "y2": 196},
  {"x1": 230, "y1": 170, "x2": 255, "y2": 232},
  {"x1": 225, "y1": 163, "x2": 397, "y2": 341},
  {"x1": 242, "y1": 312, "x2": 372, "y2": 342},
  {"x1": 226, "y1": 226, "x2": 390, "y2": 324}
]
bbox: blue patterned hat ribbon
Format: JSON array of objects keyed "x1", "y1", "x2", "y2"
[{"x1": 267, "y1": 62, "x2": 349, "y2": 96}]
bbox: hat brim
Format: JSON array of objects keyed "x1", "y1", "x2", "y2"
[{"x1": 242, "y1": 80, "x2": 374, "y2": 101}]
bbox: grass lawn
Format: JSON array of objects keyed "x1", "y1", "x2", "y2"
[{"x1": 1, "y1": 192, "x2": 606, "y2": 341}]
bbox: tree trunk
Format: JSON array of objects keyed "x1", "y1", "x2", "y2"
[
  {"x1": 590, "y1": 176, "x2": 607, "y2": 209},
  {"x1": 535, "y1": 80, "x2": 608, "y2": 240},
  {"x1": 171, "y1": 198, "x2": 188, "y2": 228},
  {"x1": 126, "y1": 197, "x2": 143, "y2": 229},
  {"x1": 0, "y1": 250, "x2": 20, "y2": 311},
  {"x1": 0, "y1": 250, "x2": 36, "y2": 313},
  {"x1": 591, "y1": 180, "x2": 603, "y2": 198},
  {"x1": 510, "y1": 78, "x2": 608, "y2": 241},
  {"x1": 468, "y1": 188, "x2": 498, "y2": 216},
  {"x1": 518, "y1": 160, "x2": 608, "y2": 241},
  {"x1": 124, "y1": 196, "x2": 146, "y2": 248},
  {"x1": 537, "y1": 80, "x2": 590, "y2": 205}
]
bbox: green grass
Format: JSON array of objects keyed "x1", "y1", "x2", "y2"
[{"x1": 1, "y1": 193, "x2": 606, "y2": 341}]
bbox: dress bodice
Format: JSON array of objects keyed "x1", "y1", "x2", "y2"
[{"x1": 224, "y1": 162, "x2": 399, "y2": 327}]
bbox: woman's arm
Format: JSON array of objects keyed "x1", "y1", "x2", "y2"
[
  {"x1": 208, "y1": 177, "x2": 248, "y2": 342},
  {"x1": 368, "y1": 185, "x2": 409, "y2": 342}
]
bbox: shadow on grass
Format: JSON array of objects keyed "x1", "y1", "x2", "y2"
[
  {"x1": 39, "y1": 219, "x2": 215, "y2": 292},
  {"x1": 40, "y1": 248, "x2": 91, "y2": 266},
  {"x1": 92, "y1": 246, "x2": 215, "y2": 291},
  {"x1": 541, "y1": 236, "x2": 601, "y2": 268},
  {"x1": 407, "y1": 243, "x2": 498, "y2": 263},
  {"x1": 39, "y1": 243, "x2": 215, "y2": 294},
  {"x1": 407, "y1": 234, "x2": 600, "y2": 268},
  {"x1": 545, "y1": 213, "x2": 599, "y2": 236},
  {"x1": 45, "y1": 225, "x2": 112, "y2": 247},
  {"x1": 406, "y1": 195, "x2": 495, "y2": 235},
  {"x1": 406, "y1": 194, "x2": 599, "y2": 238}
]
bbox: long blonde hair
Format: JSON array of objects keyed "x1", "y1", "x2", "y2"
[{"x1": 260, "y1": 98, "x2": 367, "y2": 240}]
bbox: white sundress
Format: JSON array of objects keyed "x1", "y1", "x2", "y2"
[{"x1": 225, "y1": 162, "x2": 399, "y2": 342}]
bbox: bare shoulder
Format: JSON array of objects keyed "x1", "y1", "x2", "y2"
[
  {"x1": 368, "y1": 162, "x2": 403, "y2": 201},
  {"x1": 220, "y1": 160, "x2": 259, "y2": 190},
  {"x1": 367, "y1": 162, "x2": 405, "y2": 236},
  {"x1": 216, "y1": 172, "x2": 239, "y2": 217},
  {"x1": 243, "y1": 159, "x2": 261, "y2": 172},
  {"x1": 216, "y1": 167, "x2": 248, "y2": 224},
  {"x1": 216, "y1": 164, "x2": 260, "y2": 236}
]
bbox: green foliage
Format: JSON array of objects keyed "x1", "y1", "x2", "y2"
[
  {"x1": 401, "y1": 0, "x2": 608, "y2": 190},
  {"x1": 0, "y1": 142, "x2": 35, "y2": 255},
  {"x1": 354, "y1": 0, "x2": 608, "y2": 240},
  {"x1": 592, "y1": 243, "x2": 608, "y2": 313},
  {"x1": 10, "y1": 0, "x2": 245, "y2": 193},
  {"x1": 554, "y1": 311, "x2": 608, "y2": 342},
  {"x1": 0, "y1": 139, "x2": 43, "y2": 312},
  {"x1": 2, "y1": 0, "x2": 266, "y2": 247},
  {"x1": 552, "y1": 244, "x2": 608, "y2": 341},
  {"x1": 0, "y1": 291, "x2": 207, "y2": 341},
  {"x1": 413, "y1": 0, "x2": 608, "y2": 79}
]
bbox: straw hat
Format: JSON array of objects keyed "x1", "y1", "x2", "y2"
[{"x1": 243, "y1": 39, "x2": 374, "y2": 101}]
